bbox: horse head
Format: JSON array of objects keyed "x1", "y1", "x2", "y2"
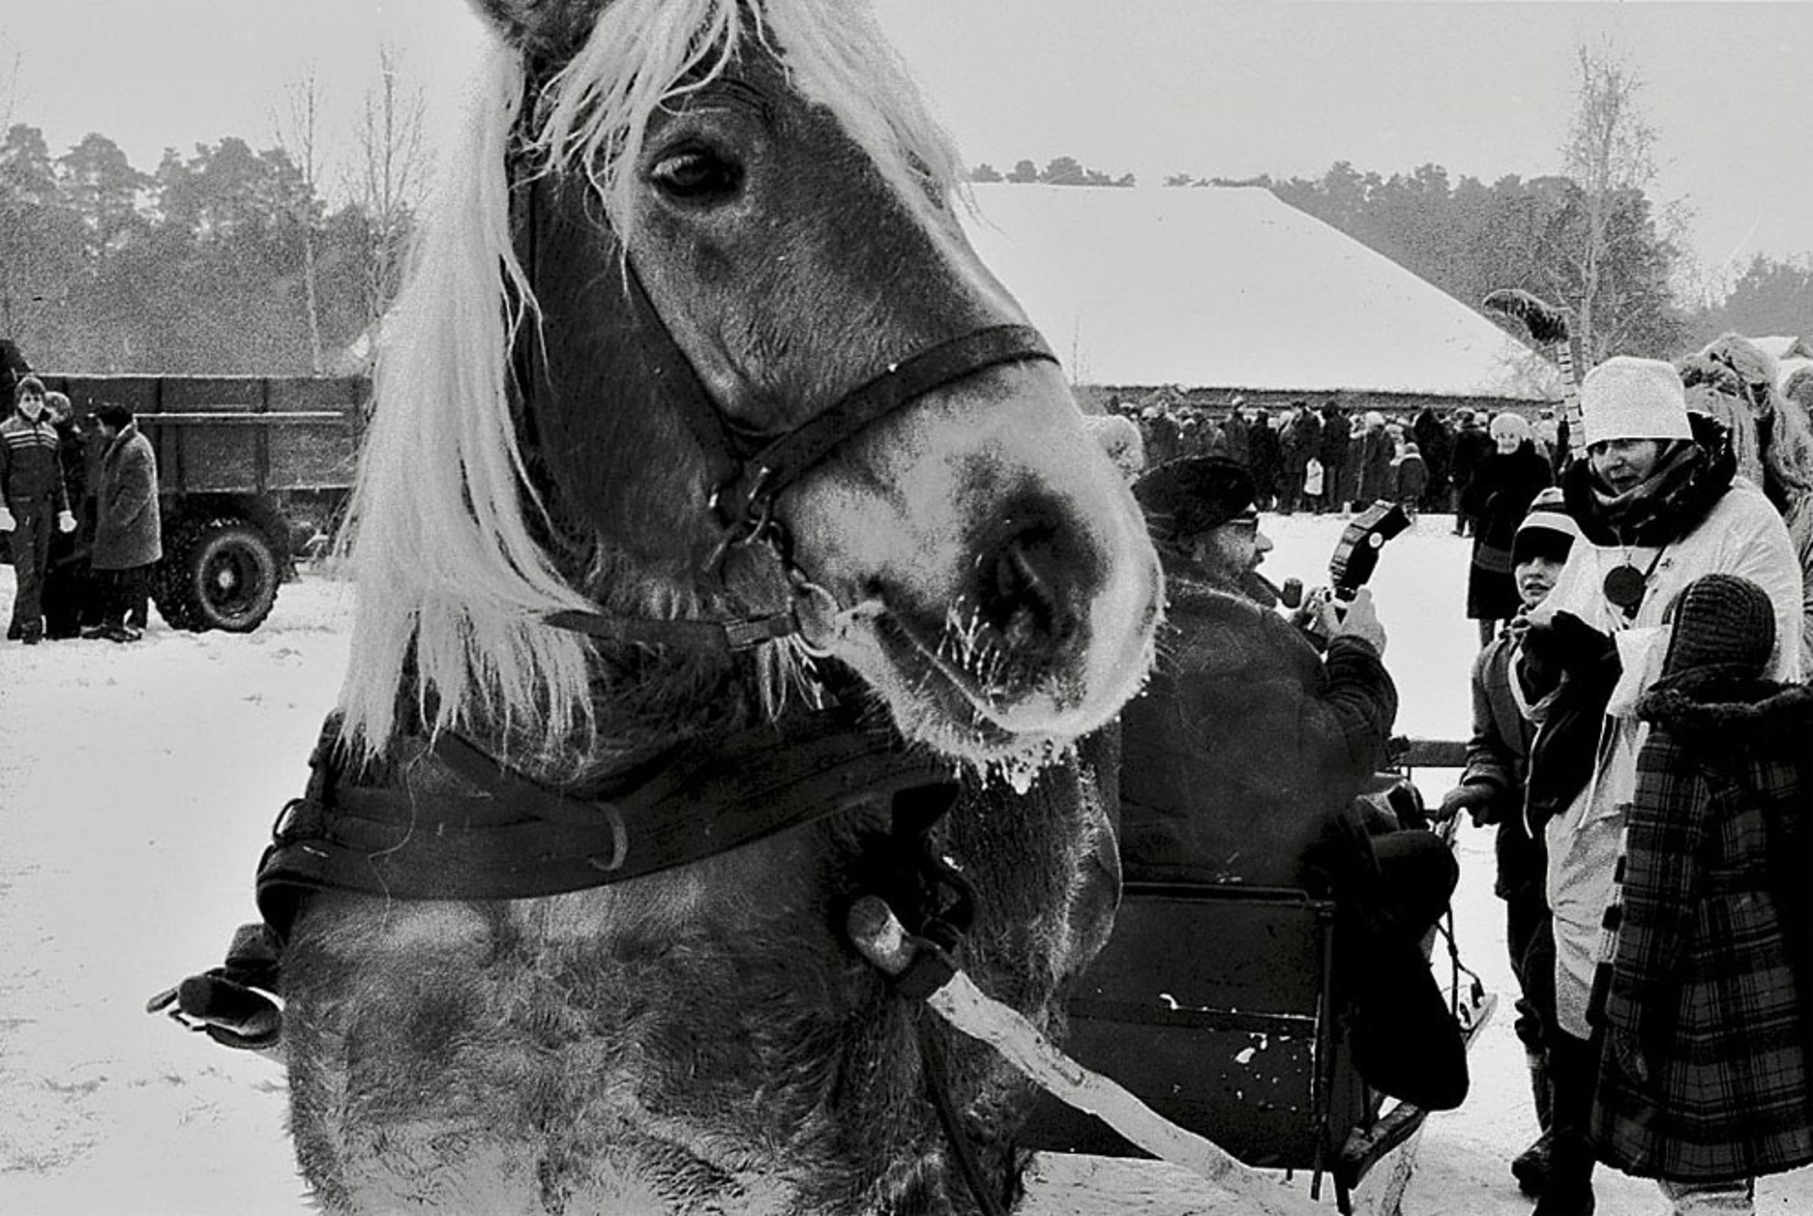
[{"x1": 341, "y1": 0, "x2": 1159, "y2": 779}]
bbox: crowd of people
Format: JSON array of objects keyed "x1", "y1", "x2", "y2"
[
  {"x1": 1118, "y1": 333, "x2": 1813, "y2": 1216},
  {"x1": 1113, "y1": 392, "x2": 1570, "y2": 527},
  {"x1": 1, "y1": 345, "x2": 162, "y2": 645}
]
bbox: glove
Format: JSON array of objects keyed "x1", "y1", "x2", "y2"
[
  {"x1": 57, "y1": 510, "x2": 76, "y2": 534},
  {"x1": 1435, "y1": 782, "x2": 1496, "y2": 826},
  {"x1": 0, "y1": 507, "x2": 14, "y2": 532},
  {"x1": 1523, "y1": 610, "x2": 1618, "y2": 676}
]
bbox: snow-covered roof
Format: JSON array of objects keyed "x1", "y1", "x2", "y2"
[{"x1": 960, "y1": 184, "x2": 1563, "y2": 401}]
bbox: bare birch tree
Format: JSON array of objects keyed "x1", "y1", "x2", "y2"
[
  {"x1": 1558, "y1": 42, "x2": 1662, "y2": 363},
  {"x1": 350, "y1": 43, "x2": 427, "y2": 374},
  {"x1": 274, "y1": 68, "x2": 327, "y2": 373}
]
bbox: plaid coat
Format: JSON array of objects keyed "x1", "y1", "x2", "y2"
[{"x1": 1590, "y1": 675, "x2": 1813, "y2": 1182}]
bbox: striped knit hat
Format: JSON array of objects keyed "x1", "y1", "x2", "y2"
[
  {"x1": 1511, "y1": 487, "x2": 1578, "y2": 566},
  {"x1": 1661, "y1": 573, "x2": 1775, "y2": 677}
]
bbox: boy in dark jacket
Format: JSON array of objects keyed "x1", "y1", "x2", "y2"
[
  {"x1": 1436, "y1": 487, "x2": 1578, "y2": 1195},
  {"x1": 1, "y1": 375, "x2": 77, "y2": 643}
]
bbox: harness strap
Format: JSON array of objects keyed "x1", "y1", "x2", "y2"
[
  {"x1": 253, "y1": 711, "x2": 954, "y2": 939},
  {"x1": 541, "y1": 606, "x2": 799, "y2": 654}
]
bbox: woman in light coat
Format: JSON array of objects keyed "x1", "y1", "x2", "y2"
[{"x1": 1517, "y1": 356, "x2": 1803, "y2": 1216}]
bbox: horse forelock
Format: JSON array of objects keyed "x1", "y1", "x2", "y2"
[
  {"x1": 338, "y1": 1, "x2": 970, "y2": 762},
  {"x1": 535, "y1": 0, "x2": 965, "y2": 236}
]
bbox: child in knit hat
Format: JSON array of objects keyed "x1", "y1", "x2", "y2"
[
  {"x1": 1589, "y1": 574, "x2": 1813, "y2": 1213},
  {"x1": 1438, "y1": 485, "x2": 1580, "y2": 1196}
]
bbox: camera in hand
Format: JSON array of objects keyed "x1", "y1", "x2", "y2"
[{"x1": 1329, "y1": 501, "x2": 1411, "y2": 600}]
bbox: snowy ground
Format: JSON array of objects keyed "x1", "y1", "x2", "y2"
[{"x1": 3, "y1": 515, "x2": 1811, "y2": 1215}]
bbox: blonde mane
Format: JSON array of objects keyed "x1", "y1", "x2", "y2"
[{"x1": 336, "y1": 0, "x2": 965, "y2": 756}]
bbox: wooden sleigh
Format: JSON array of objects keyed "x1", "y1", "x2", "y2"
[{"x1": 1020, "y1": 739, "x2": 1496, "y2": 1215}]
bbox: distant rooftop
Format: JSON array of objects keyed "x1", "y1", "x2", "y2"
[{"x1": 961, "y1": 183, "x2": 1563, "y2": 402}]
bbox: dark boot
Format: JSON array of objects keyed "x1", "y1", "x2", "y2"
[
  {"x1": 1511, "y1": 1054, "x2": 1554, "y2": 1195},
  {"x1": 1532, "y1": 1135, "x2": 1594, "y2": 1216}
]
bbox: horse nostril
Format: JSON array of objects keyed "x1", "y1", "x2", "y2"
[{"x1": 977, "y1": 520, "x2": 1081, "y2": 654}]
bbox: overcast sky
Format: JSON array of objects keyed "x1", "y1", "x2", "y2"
[{"x1": 5, "y1": 1, "x2": 1811, "y2": 292}]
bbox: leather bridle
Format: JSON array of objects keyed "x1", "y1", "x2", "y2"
[{"x1": 505, "y1": 115, "x2": 1059, "y2": 655}]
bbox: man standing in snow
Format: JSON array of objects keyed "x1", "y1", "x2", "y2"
[
  {"x1": 87, "y1": 403, "x2": 162, "y2": 642},
  {"x1": 1119, "y1": 454, "x2": 1468, "y2": 1112},
  {"x1": 1, "y1": 375, "x2": 77, "y2": 644}
]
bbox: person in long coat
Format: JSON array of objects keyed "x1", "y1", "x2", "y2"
[
  {"x1": 1517, "y1": 357, "x2": 1804, "y2": 1216},
  {"x1": 1412, "y1": 407, "x2": 1453, "y2": 513},
  {"x1": 1247, "y1": 411, "x2": 1282, "y2": 510},
  {"x1": 1464, "y1": 412, "x2": 1552, "y2": 645},
  {"x1": 1317, "y1": 403, "x2": 1350, "y2": 514},
  {"x1": 40, "y1": 391, "x2": 97, "y2": 639},
  {"x1": 1591, "y1": 573, "x2": 1813, "y2": 1213},
  {"x1": 1450, "y1": 410, "x2": 1495, "y2": 535},
  {"x1": 89, "y1": 402, "x2": 162, "y2": 641},
  {"x1": 1280, "y1": 403, "x2": 1321, "y2": 514},
  {"x1": 1355, "y1": 410, "x2": 1396, "y2": 506}
]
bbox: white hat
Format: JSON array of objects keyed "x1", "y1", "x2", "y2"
[
  {"x1": 1579, "y1": 356, "x2": 1692, "y2": 448},
  {"x1": 1489, "y1": 412, "x2": 1532, "y2": 443}
]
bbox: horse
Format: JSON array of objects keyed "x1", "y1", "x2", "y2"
[{"x1": 261, "y1": 1, "x2": 1162, "y2": 1211}]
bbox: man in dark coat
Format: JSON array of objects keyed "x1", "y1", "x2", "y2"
[
  {"x1": 1592, "y1": 574, "x2": 1813, "y2": 1211},
  {"x1": 1, "y1": 375, "x2": 77, "y2": 643},
  {"x1": 1450, "y1": 409, "x2": 1495, "y2": 536},
  {"x1": 89, "y1": 402, "x2": 162, "y2": 641},
  {"x1": 1247, "y1": 411, "x2": 1281, "y2": 510},
  {"x1": 1279, "y1": 402, "x2": 1320, "y2": 514},
  {"x1": 1317, "y1": 403, "x2": 1350, "y2": 515},
  {"x1": 40, "y1": 391, "x2": 98, "y2": 639},
  {"x1": 1412, "y1": 407, "x2": 1453, "y2": 513},
  {"x1": 1120, "y1": 455, "x2": 1467, "y2": 1111}
]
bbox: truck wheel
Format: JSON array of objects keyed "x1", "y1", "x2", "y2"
[
  {"x1": 177, "y1": 520, "x2": 281, "y2": 633},
  {"x1": 152, "y1": 517, "x2": 207, "y2": 631}
]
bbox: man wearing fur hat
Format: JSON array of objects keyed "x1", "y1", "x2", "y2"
[
  {"x1": 1517, "y1": 356, "x2": 1803, "y2": 1216},
  {"x1": 1590, "y1": 574, "x2": 1813, "y2": 1215},
  {"x1": 1120, "y1": 455, "x2": 1469, "y2": 1113}
]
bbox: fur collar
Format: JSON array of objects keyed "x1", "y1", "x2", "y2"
[
  {"x1": 1637, "y1": 676, "x2": 1813, "y2": 740},
  {"x1": 1563, "y1": 412, "x2": 1737, "y2": 547}
]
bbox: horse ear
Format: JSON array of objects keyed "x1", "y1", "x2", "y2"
[{"x1": 468, "y1": 0, "x2": 603, "y2": 60}]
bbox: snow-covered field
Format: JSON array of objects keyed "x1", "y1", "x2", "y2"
[{"x1": 3, "y1": 515, "x2": 1811, "y2": 1215}]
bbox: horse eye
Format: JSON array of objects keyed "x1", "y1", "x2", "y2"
[{"x1": 650, "y1": 149, "x2": 743, "y2": 204}]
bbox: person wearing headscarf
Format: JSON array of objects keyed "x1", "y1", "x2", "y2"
[
  {"x1": 1463, "y1": 411, "x2": 1553, "y2": 646},
  {"x1": 1590, "y1": 574, "x2": 1813, "y2": 1215},
  {"x1": 1119, "y1": 455, "x2": 1467, "y2": 1112},
  {"x1": 1516, "y1": 356, "x2": 1803, "y2": 1216},
  {"x1": 1436, "y1": 488, "x2": 1580, "y2": 1197},
  {"x1": 1678, "y1": 333, "x2": 1813, "y2": 663}
]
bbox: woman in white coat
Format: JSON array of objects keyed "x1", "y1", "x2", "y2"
[{"x1": 1515, "y1": 355, "x2": 1803, "y2": 1216}]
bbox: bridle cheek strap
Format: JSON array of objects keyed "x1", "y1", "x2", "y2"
[{"x1": 713, "y1": 324, "x2": 1058, "y2": 542}]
